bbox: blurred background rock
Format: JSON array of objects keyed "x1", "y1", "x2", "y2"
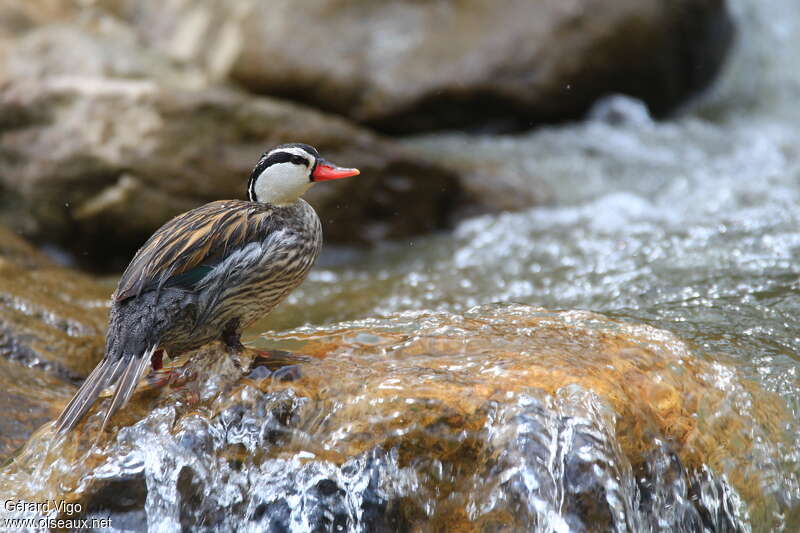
[{"x1": 0, "y1": 0, "x2": 733, "y2": 269}]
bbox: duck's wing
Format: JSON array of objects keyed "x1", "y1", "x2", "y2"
[{"x1": 115, "y1": 200, "x2": 277, "y2": 302}]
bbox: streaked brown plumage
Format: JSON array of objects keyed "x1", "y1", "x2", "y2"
[{"x1": 55, "y1": 143, "x2": 358, "y2": 433}]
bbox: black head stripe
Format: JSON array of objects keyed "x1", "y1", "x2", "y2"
[
  {"x1": 274, "y1": 143, "x2": 319, "y2": 159},
  {"x1": 247, "y1": 149, "x2": 313, "y2": 201},
  {"x1": 261, "y1": 151, "x2": 310, "y2": 169}
]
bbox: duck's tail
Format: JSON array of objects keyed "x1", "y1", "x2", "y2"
[{"x1": 55, "y1": 345, "x2": 156, "y2": 434}]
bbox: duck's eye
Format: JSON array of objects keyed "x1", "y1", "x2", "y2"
[{"x1": 292, "y1": 155, "x2": 308, "y2": 166}]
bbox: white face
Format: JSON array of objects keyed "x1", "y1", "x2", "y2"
[{"x1": 250, "y1": 146, "x2": 316, "y2": 206}]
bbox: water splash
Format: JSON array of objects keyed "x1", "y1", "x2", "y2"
[{"x1": 1, "y1": 305, "x2": 791, "y2": 531}]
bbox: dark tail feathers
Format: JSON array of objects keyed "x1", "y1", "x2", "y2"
[{"x1": 55, "y1": 346, "x2": 155, "y2": 433}]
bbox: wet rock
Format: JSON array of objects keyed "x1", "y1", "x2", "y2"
[
  {"x1": 0, "y1": 305, "x2": 788, "y2": 531},
  {"x1": 0, "y1": 226, "x2": 109, "y2": 459},
  {"x1": 104, "y1": 0, "x2": 733, "y2": 133},
  {"x1": 0, "y1": 226, "x2": 108, "y2": 377},
  {"x1": 0, "y1": 68, "x2": 463, "y2": 269},
  {"x1": 0, "y1": 358, "x2": 72, "y2": 463}
]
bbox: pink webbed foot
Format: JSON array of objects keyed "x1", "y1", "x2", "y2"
[{"x1": 144, "y1": 362, "x2": 197, "y2": 390}]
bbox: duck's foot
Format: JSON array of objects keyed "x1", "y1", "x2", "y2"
[
  {"x1": 144, "y1": 365, "x2": 197, "y2": 390},
  {"x1": 221, "y1": 318, "x2": 246, "y2": 353},
  {"x1": 151, "y1": 371, "x2": 200, "y2": 407},
  {"x1": 220, "y1": 319, "x2": 249, "y2": 370},
  {"x1": 142, "y1": 365, "x2": 200, "y2": 407}
]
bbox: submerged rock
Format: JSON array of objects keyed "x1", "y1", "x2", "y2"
[
  {"x1": 104, "y1": 0, "x2": 733, "y2": 132},
  {"x1": 0, "y1": 226, "x2": 109, "y2": 459},
  {"x1": 0, "y1": 304, "x2": 788, "y2": 531}
]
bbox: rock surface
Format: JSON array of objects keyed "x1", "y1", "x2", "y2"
[
  {"x1": 104, "y1": 0, "x2": 734, "y2": 132},
  {"x1": 0, "y1": 23, "x2": 464, "y2": 266},
  {"x1": 0, "y1": 226, "x2": 109, "y2": 458},
  {"x1": 0, "y1": 305, "x2": 787, "y2": 531},
  {"x1": 0, "y1": 0, "x2": 78, "y2": 80}
]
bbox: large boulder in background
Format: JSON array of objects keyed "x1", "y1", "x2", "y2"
[
  {"x1": 0, "y1": 0, "x2": 77, "y2": 80},
  {"x1": 3, "y1": 21, "x2": 207, "y2": 88},
  {"x1": 0, "y1": 23, "x2": 466, "y2": 268},
  {"x1": 0, "y1": 75, "x2": 462, "y2": 267},
  {"x1": 103, "y1": 0, "x2": 734, "y2": 132}
]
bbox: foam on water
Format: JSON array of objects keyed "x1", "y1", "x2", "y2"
[{"x1": 2, "y1": 305, "x2": 780, "y2": 531}]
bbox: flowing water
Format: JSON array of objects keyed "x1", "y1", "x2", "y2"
[
  {"x1": 0, "y1": 305, "x2": 791, "y2": 531},
  {"x1": 2, "y1": 0, "x2": 800, "y2": 531},
  {"x1": 255, "y1": 0, "x2": 800, "y2": 528}
]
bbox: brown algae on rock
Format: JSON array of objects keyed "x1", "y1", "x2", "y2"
[
  {"x1": 0, "y1": 304, "x2": 790, "y2": 531},
  {"x1": 0, "y1": 226, "x2": 110, "y2": 458}
]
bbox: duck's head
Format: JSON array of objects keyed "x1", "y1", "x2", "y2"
[{"x1": 247, "y1": 143, "x2": 360, "y2": 206}]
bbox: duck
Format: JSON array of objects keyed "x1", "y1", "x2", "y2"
[{"x1": 55, "y1": 143, "x2": 359, "y2": 433}]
